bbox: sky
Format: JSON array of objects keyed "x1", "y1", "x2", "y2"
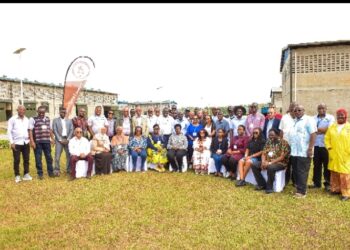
[{"x1": 1, "y1": 3, "x2": 350, "y2": 108}]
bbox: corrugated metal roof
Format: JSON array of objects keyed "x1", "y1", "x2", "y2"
[{"x1": 0, "y1": 76, "x2": 118, "y2": 95}]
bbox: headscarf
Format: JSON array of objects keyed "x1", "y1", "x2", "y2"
[{"x1": 336, "y1": 108, "x2": 348, "y2": 124}]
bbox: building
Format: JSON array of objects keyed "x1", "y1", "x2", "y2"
[
  {"x1": 270, "y1": 87, "x2": 282, "y2": 113},
  {"x1": 117, "y1": 100, "x2": 177, "y2": 117},
  {"x1": 280, "y1": 40, "x2": 350, "y2": 115},
  {"x1": 0, "y1": 77, "x2": 118, "y2": 121}
]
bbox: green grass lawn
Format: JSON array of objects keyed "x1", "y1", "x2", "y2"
[{"x1": 1, "y1": 148, "x2": 350, "y2": 249}]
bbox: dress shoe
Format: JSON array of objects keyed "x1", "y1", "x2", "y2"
[{"x1": 341, "y1": 196, "x2": 349, "y2": 201}]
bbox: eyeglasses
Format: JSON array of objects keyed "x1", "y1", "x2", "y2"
[
  {"x1": 76, "y1": 131, "x2": 82, "y2": 134},
  {"x1": 253, "y1": 132, "x2": 259, "y2": 135}
]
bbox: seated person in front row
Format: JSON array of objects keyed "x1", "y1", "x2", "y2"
[
  {"x1": 91, "y1": 127, "x2": 112, "y2": 175},
  {"x1": 147, "y1": 124, "x2": 168, "y2": 173},
  {"x1": 68, "y1": 128, "x2": 94, "y2": 180},
  {"x1": 111, "y1": 126, "x2": 129, "y2": 172},
  {"x1": 221, "y1": 125, "x2": 249, "y2": 180},
  {"x1": 193, "y1": 129, "x2": 211, "y2": 175},
  {"x1": 210, "y1": 128, "x2": 229, "y2": 177},
  {"x1": 128, "y1": 126, "x2": 148, "y2": 172},
  {"x1": 236, "y1": 127, "x2": 266, "y2": 187},
  {"x1": 251, "y1": 128, "x2": 290, "y2": 194},
  {"x1": 167, "y1": 124, "x2": 188, "y2": 172}
]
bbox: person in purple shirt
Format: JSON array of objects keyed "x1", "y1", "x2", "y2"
[{"x1": 245, "y1": 102, "x2": 265, "y2": 137}]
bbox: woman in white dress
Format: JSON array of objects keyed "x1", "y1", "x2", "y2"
[{"x1": 192, "y1": 129, "x2": 212, "y2": 175}]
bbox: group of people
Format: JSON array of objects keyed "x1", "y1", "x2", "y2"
[{"x1": 7, "y1": 101, "x2": 350, "y2": 201}]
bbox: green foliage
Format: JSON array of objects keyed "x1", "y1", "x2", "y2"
[
  {"x1": 0, "y1": 140, "x2": 9, "y2": 149},
  {"x1": 0, "y1": 149, "x2": 349, "y2": 249}
]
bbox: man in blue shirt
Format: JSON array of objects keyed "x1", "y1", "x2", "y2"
[
  {"x1": 215, "y1": 111, "x2": 230, "y2": 138},
  {"x1": 309, "y1": 103, "x2": 335, "y2": 191}
]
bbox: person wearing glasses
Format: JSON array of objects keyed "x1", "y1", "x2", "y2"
[
  {"x1": 193, "y1": 129, "x2": 211, "y2": 175},
  {"x1": 251, "y1": 128, "x2": 290, "y2": 193},
  {"x1": 325, "y1": 108, "x2": 350, "y2": 201},
  {"x1": 186, "y1": 115, "x2": 204, "y2": 167},
  {"x1": 262, "y1": 107, "x2": 281, "y2": 140},
  {"x1": 147, "y1": 124, "x2": 168, "y2": 173},
  {"x1": 68, "y1": 127, "x2": 94, "y2": 180},
  {"x1": 288, "y1": 104, "x2": 317, "y2": 198},
  {"x1": 106, "y1": 110, "x2": 116, "y2": 141},
  {"x1": 236, "y1": 127, "x2": 266, "y2": 187},
  {"x1": 245, "y1": 102, "x2": 265, "y2": 137},
  {"x1": 29, "y1": 106, "x2": 55, "y2": 179}
]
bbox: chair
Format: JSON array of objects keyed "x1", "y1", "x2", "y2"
[
  {"x1": 126, "y1": 156, "x2": 148, "y2": 172},
  {"x1": 208, "y1": 158, "x2": 229, "y2": 177},
  {"x1": 169, "y1": 156, "x2": 188, "y2": 172},
  {"x1": 75, "y1": 160, "x2": 96, "y2": 178},
  {"x1": 237, "y1": 168, "x2": 286, "y2": 192}
]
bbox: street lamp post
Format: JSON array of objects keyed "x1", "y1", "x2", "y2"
[{"x1": 13, "y1": 48, "x2": 26, "y2": 105}]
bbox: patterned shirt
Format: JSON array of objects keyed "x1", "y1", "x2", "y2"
[
  {"x1": 263, "y1": 138, "x2": 290, "y2": 165},
  {"x1": 128, "y1": 136, "x2": 148, "y2": 150},
  {"x1": 167, "y1": 133, "x2": 188, "y2": 150},
  {"x1": 72, "y1": 116, "x2": 88, "y2": 135},
  {"x1": 288, "y1": 115, "x2": 317, "y2": 157}
]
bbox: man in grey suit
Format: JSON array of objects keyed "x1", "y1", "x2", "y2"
[
  {"x1": 116, "y1": 106, "x2": 133, "y2": 137},
  {"x1": 52, "y1": 107, "x2": 74, "y2": 176}
]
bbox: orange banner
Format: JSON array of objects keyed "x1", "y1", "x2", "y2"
[{"x1": 63, "y1": 80, "x2": 86, "y2": 118}]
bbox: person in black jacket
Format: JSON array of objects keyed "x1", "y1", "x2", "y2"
[{"x1": 210, "y1": 128, "x2": 229, "y2": 177}]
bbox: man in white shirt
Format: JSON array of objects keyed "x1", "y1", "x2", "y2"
[
  {"x1": 87, "y1": 106, "x2": 108, "y2": 139},
  {"x1": 52, "y1": 107, "x2": 74, "y2": 176},
  {"x1": 7, "y1": 105, "x2": 32, "y2": 183},
  {"x1": 231, "y1": 105, "x2": 247, "y2": 138},
  {"x1": 147, "y1": 107, "x2": 158, "y2": 134},
  {"x1": 174, "y1": 111, "x2": 189, "y2": 135},
  {"x1": 279, "y1": 102, "x2": 297, "y2": 185},
  {"x1": 159, "y1": 107, "x2": 175, "y2": 146},
  {"x1": 68, "y1": 127, "x2": 94, "y2": 180}
]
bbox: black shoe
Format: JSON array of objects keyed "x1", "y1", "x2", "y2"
[
  {"x1": 330, "y1": 191, "x2": 341, "y2": 195},
  {"x1": 68, "y1": 176, "x2": 76, "y2": 181},
  {"x1": 308, "y1": 184, "x2": 321, "y2": 189},
  {"x1": 255, "y1": 185, "x2": 266, "y2": 191},
  {"x1": 341, "y1": 196, "x2": 349, "y2": 201},
  {"x1": 236, "y1": 180, "x2": 246, "y2": 187},
  {"x1": 324, "y1": 185, "x2": 331, "y2": 192},
  {"x1": 86, "y1": 174, "x2": 91, "y2": 179},
  {"x1": 265, "y1": 189, "x2": 274, "y2": 194},
  {"x1": 38, "y1": 175, "x2": 44, "y2": 180},
  {"x1": 48, "y1": 173, "x2": 55, "y2": 178}
]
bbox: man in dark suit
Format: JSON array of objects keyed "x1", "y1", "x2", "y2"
[
  {"x1": 263, "y1": 107, "x2": 281, "y2": 139},
  {"x1": 52, "y1": 107, "x2": 74, "y2": 176}
]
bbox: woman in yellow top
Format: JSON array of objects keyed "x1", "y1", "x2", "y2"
[
  {"x1": 325, "y1": 108, "x2": 350, "y2": 201},
  {"x1": 146, "y1": 124, "x2": 168, "y2": 172}
]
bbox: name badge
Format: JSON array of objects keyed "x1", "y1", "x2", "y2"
[
  {"x1": 217, "y1": 149, "x2": 222, "y2": 154},
  {"x1": 193, "y1": 132, "x2": 197, "y2": 136},
  {"x1": 41, "y1": 125, "x2": 47, "y2": 130},
  {"x1": 233, "y1": 145, "x2": 237, "y2": 150},
  {"x1": 249, "y1": 123, "x2": 254, "y2": 129},
  {"x1": 268, "y1": 151, "x2": 274, "y2": 157}
]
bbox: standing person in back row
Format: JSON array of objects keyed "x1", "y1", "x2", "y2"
[
  {"x1": 7, "y1": 105, "x2": 32, "y2": 183},
  {"x1": 52, "y1": 107, "x2": 74, "y2": 176},
  {"x1": 88, "y1": 106, "x2": 109, "y2": 139},
  {"x1": 245, "y1": 102, "x2": 265, "y2": 137},
  {"x1": 309, "y1": 103, "x2": 334, "y2": 191},
  {"x1": 288, "y1": 104, "x2": 317, "y2": 198},
  {"x1": 29, "y1": 106, "x2": 55, "y2": 179}
]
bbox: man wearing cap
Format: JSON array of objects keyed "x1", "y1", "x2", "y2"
[{"x1": 245, "y1": 102, "x2": 265, "y2": 137}]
